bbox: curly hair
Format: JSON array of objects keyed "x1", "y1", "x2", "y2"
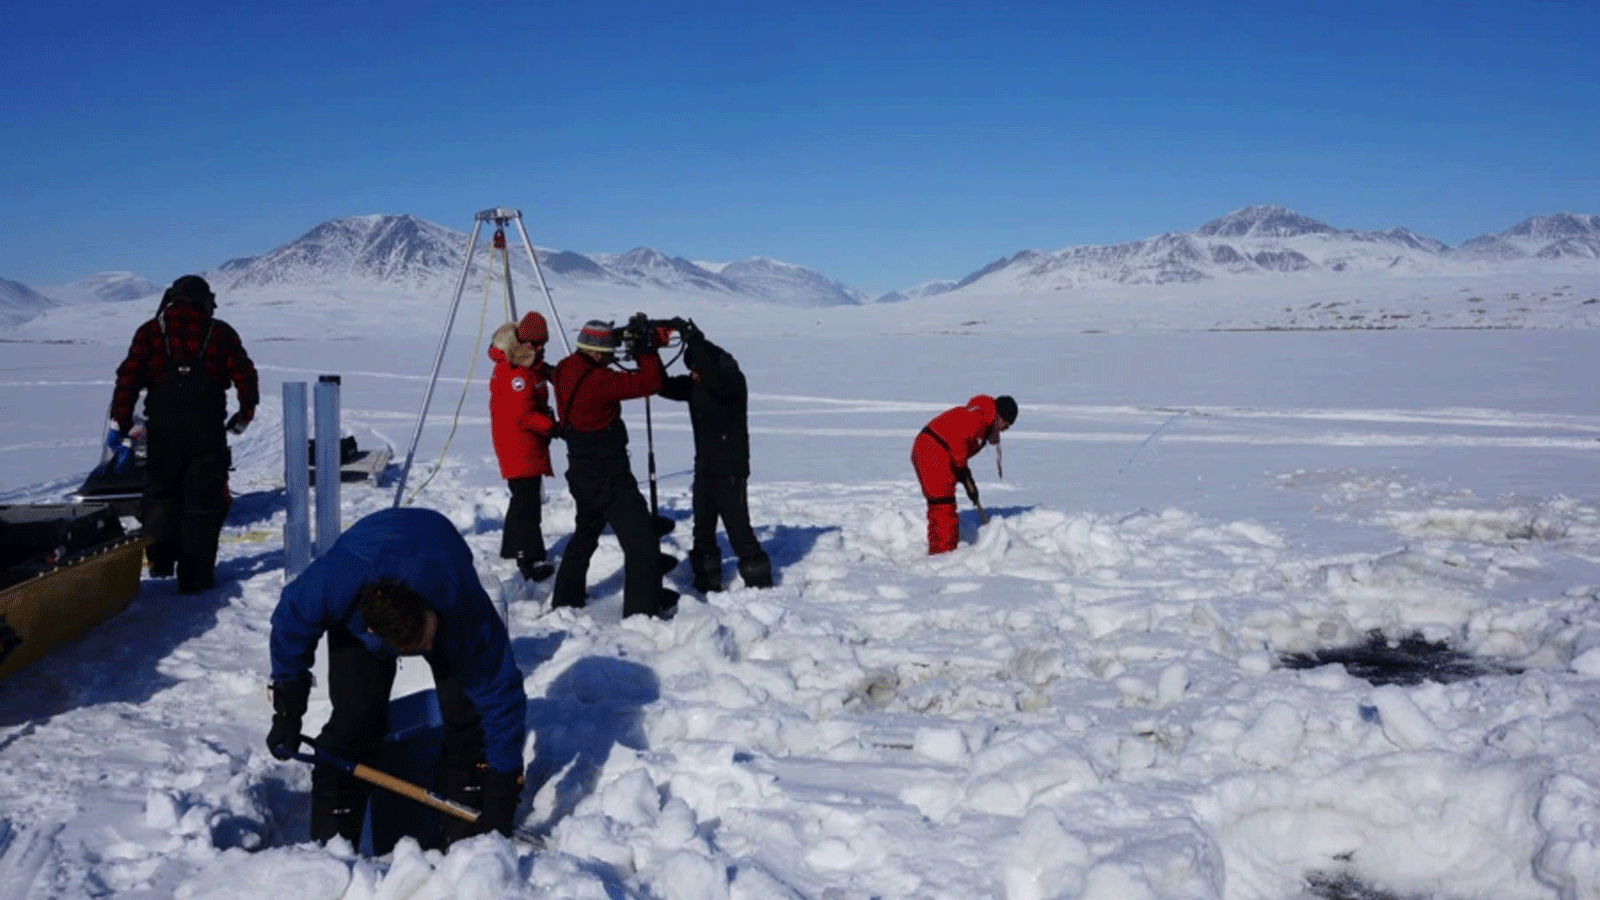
[{"x1": 357, "y1": 576, "x2": 429, "y2": 650}]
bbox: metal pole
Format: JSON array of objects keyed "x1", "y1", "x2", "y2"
[
  {"x1": 645, "y1": 396, "x2": 658, "y2": 518},
  {"x1": 283, "y1": 381, "x2": 311, "y2": 579},
  {"x1": 314, "y1": 376, "x2": 342, "y2": 556},
  {"x1": 392, "y1": 218, "x2": 485, "y2": 507},
  {"x1": 497, "y1": 222, "x2": 518, "y2": 322},
  {"x1": 511, "y1": 215, "x2": 571, "y2": 356}
]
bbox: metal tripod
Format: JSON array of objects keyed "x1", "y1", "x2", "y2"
[{"x1": 392, "y1": 207, "x2": 570, "y2": 507}]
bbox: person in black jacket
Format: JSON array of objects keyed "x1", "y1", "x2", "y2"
[
  {"x1": 659, "y1": 322, "x2": 773, "y2": 592},
  {"x1": 110, "y1": 275, "x2": 258, "y2": 593}
]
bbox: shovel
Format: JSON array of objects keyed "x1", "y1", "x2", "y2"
[{"x1": 295, "y1": 735, "x2": 544, "y2": 848}]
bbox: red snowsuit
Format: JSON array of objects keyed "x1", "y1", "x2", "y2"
[
  {"x1": 911, "y1": 395, "x2": 1002, "y2": 554},
  {"x1": 488, "y1": 345, "x2": 556, "y2": 479}
]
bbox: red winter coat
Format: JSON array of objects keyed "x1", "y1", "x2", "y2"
[
  {"x1": 911, "y1": 394, "x2": 1002, "y2": 554},
  {"x1": 488, "y1": 345, "x2": 556, "y2": 480},
  {"x1": 917, "y1": 394, "x2": 1001, "y2": 472}
]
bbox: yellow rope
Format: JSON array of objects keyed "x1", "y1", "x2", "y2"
[{"x1": 403, "y1": 243, "x2": 503, "y2": 505}]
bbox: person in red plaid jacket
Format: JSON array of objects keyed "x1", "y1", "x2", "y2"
[{"x1": 110, "y1": 274, "x2": 258, "y2": 593}]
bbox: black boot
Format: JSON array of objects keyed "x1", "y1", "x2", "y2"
[
  {"x1": 737, "y1": 555, "x2": 773, "y2": 589},
  {"x1": 439, "y1": 759, "x2": 487, "y2": 847},
  {"x1": 689, "y1": 548, "x2": 721, "y2": 593},
  {"x1": 310, "y1": 766, "x2": 370, "y2": 845},
  {"x1": 176, "y1": 555, "x2": 215, "y2": 594},
  {"x1": 517, "y1": 555, "x2": 554, "y2": 582},
  {"x1": 146, "y1": 542, "x2": 176, "y2": 578}
]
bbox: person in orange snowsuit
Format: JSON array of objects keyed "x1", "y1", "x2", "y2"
[{"x1": 910, "y1": 394, "x2": 1016, "y2": 554}]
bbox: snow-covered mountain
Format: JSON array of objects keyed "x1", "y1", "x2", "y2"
[
  {"x1": 0, "y1": 277, "x2": 57, "y2": 327},
  {"x1": 197, "y1": 215, "x2": 865, "y2": 308},
  {"x1": 714, "y1": 257, "x2": 867, "y2": 306},
  {"x1": 1453, "y1": 213, "x2": 1600, "y2": 262},
  {"x1": 210, "y1": 214, "x2": 468, "y2": 292},
  {"x1": 6, "y1": 208, "x2": 1600, "y2": 329},
  {"x1": 40, "y1": 271, "x2": 162, "y2": 305},
  {"x1": 949, "y1": 206, "x2": 1598, "y2": 294}
]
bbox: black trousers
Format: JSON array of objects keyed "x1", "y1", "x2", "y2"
[
  {"x1": 311, "y1": 628, "x2": 489, "y2": 845},
  {"x1": 141, "y1": 434, "x2": 229, "y2": 588},
  {"x1": 499, "y1": 475, "x2": 547, "y2": 564},
  {"x1": 553, "y1": 468, "x2": 664, "y2": 617},
  {"x1": 689, "y1": 474, "x2": 770, "y2": 589}
]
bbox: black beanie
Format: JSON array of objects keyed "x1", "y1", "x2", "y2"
[
  {"x1": 168, "y1": 274, "x2": 215, "y2": 310},
  {"x1": 995, "y1": 395, "x2": 1017, "y2": 425}
]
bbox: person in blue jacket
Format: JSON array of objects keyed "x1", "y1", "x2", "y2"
[{"x1": 265, "y1": 507, "x2": 527, "y2": 846}]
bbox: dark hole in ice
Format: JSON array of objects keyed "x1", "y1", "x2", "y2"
[
  {"x1": 1305, "y1": 870, "x2": 1434, "y2": 900},
  {"x1": 1279, "y1": 631, "x2": 1522, "y2": 686}
]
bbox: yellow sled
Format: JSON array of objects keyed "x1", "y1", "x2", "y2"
[{"x1": 0, "y1": 503, "x2": 149, "y2": 682}]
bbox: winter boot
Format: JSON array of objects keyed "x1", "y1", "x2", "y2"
[
  {"x1": 517, "y1": 555, "x2": 554, "y2": 582},
  {"x1": 146, "y1": 542, "x2": 177, "y2": 578},
  {"x1": 310, "y1": 767, "x2": 371, "y2": 845},
  {"x1": 738, "y1": 555, "x2": 773, "y2": 589},
  {"x1": 658, "y1": 552, "x2": 680, "y2": 576},
  {"x1": 439, "y1": 759, "x2": 487, "y2": 847},
  {"x1": 690, "y1": 548, "x2": 722, "y2": 593},
  {"x1": 656, "y1": 588, "x2": 681, "y2": 620},
  {"x1": 176, "y1": 555, "x2": 215, "y2": 594}
]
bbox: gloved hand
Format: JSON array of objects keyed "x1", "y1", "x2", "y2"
[
  {"x1": 266, "y1": 677, "x2": 311, "y2": 760},
  {"x1": 479, "y1": 768, "x2": 525, "y2": 836},
  {"x1": 623, "y1": 313, "x2": 657, "y2": 358},
  {"x1": 226, "y1": 409, "x2": 253, "y2": 435},
  {"x1": 955, "y1": 466, "x2": 979, "y2": 503}
]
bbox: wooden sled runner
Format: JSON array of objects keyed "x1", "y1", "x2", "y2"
[{"x1": 1, "y1": 503, "x2": 149, "y2": 682}]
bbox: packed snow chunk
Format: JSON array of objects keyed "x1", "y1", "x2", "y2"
[
  {"x1": 174, "y1": 847, "x2": 351, "y2": 900},
  {"x1": 1367, "y1": 684, "x2": 1443, "y2": 750},
  {"x1": 1004, "y1": 806, "x2": 1090, "y2": 900},
  {"x1": 429, "y1": 834, "x2": 524, "y2": 899},
  {"x1": 643, "y1": 849, "x2": 731, "y2": 900},
  {"x1": 144, "y1": 788, "x2": 183, "y2": 830},
  {"x1": 1233, "y1": 701, "x2": 1306, "y2": 768},
  {"x1": 967, "y1": 730, "x2": 1100, "y2": 815},
  {"x1": 599, "y1": 767, "x2": 664, "y2": 827},
  {"x1": 912, "y1": 725, "x2": 968, "y2": 763}
]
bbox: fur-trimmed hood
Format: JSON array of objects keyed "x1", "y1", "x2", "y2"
[{"x1": 491, "y1": 322, "x2": 537, "y2": 369}]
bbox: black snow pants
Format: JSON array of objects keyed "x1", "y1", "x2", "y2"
[
  {"x1": 552, "y1": 463, "x2": 666, "y2": 618},
  {"x1": 141, "y1": 370, "x2": 229, "y2": 593},
  {"x1": 499, "y1": 475, "x2": 548, "y2": 568},
  {"x1": 311, "y1": 628, "x2": 490, "y2": 847},
  {"x1": 688, "y1": 474, "x2": 771, "y2": 591}
]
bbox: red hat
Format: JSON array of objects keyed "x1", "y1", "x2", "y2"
[{"x1": 516, "y1": 311, "x2": 548, "y2": 344}]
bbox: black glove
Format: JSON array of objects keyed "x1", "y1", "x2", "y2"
[
  {"x1": 226, "y1": 409, "x2": 253, "y2": 435},
  {"x1": 623, "y1": 313, "x2": 656, "y2": 357},
  {"x1": 955, "y1": 466, "x2": 979, "y2": 503},
  {"x1": 267, "y1": 678, "x2": 311, "y2": 760},
  {"x1": 479, "y1": 768, "x2": 525, "y2": 837}
]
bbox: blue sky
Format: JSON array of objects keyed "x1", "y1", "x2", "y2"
[{"x1": 4, "y1": 0, "x2": 1597, "y2": 295}]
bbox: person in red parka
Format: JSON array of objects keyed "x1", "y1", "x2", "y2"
[
  {"x1": 488, "y1": 311, "x2": 558, "y2": 582},
  {"x1": 911, "y1": 394, "x2": 1017, "y2": 554}
]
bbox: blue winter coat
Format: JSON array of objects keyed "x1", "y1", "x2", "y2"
[{"x1": 269, "y1": 507, "x2": 527, "y2": 773}]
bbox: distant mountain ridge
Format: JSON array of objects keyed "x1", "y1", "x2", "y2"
[
  {"x1": 207, "y1": 216, "x2": 869, "y2": 308},
  {"x1": 6, "y1": 207, "x2": 1599, "y2": 325},
  {"x1": 945, "y1": 206, "x2": 1600, "y2": 295}
]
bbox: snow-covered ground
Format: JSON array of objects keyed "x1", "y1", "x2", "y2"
[{"x1": 3, "y1": 279, "x2": 1600, "y2": 900}]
